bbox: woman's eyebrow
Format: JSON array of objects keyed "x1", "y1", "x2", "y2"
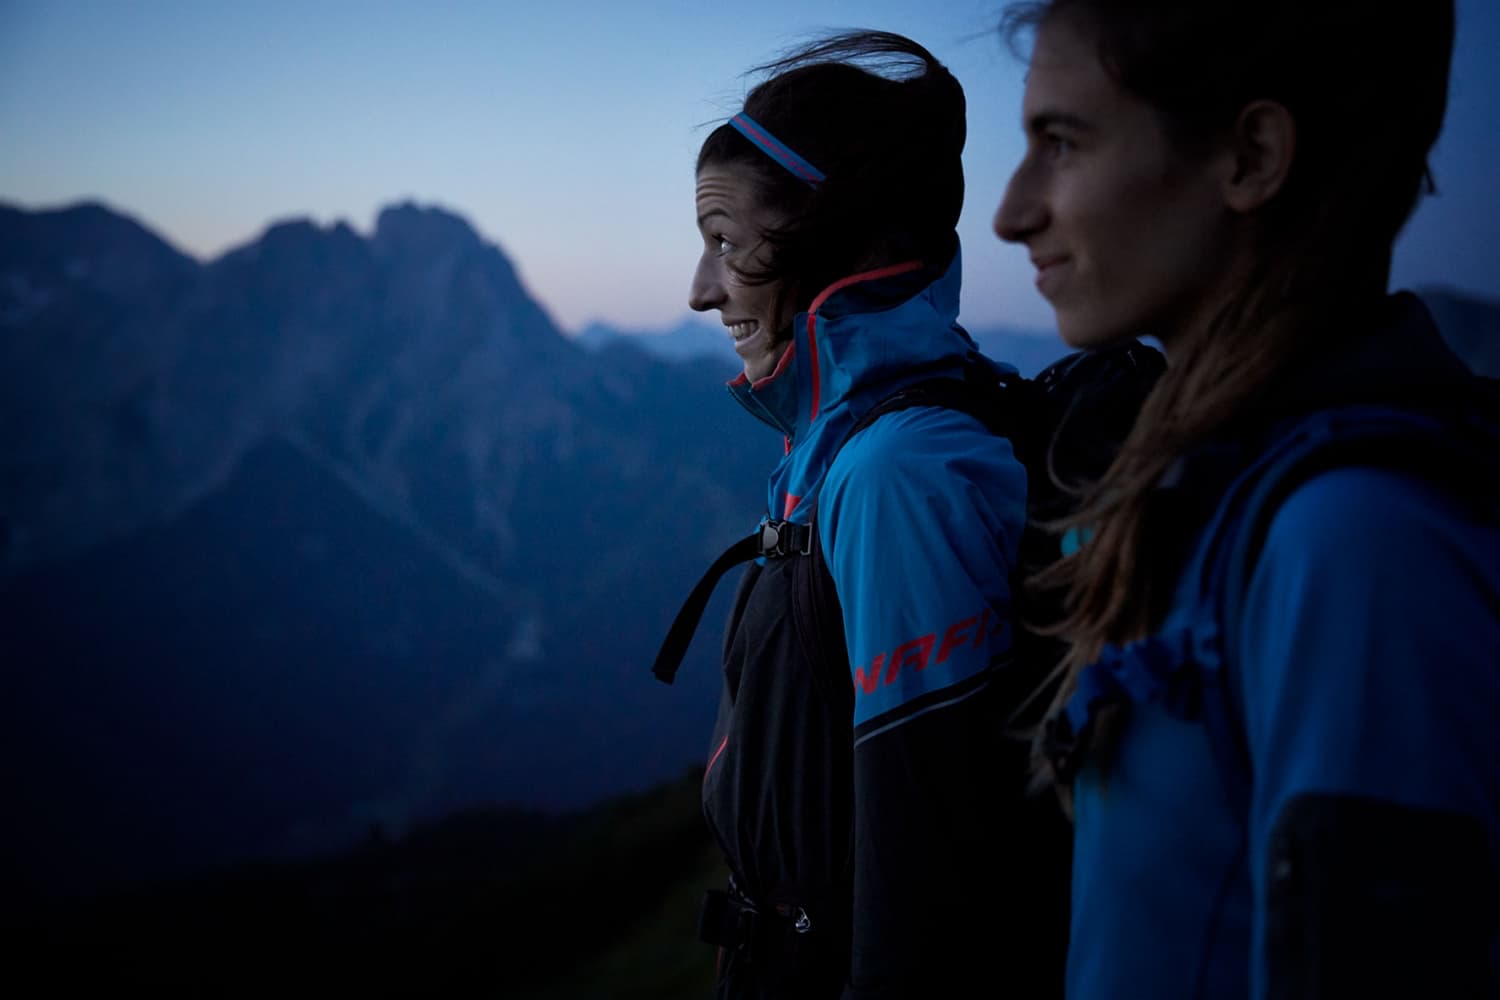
[{"x1": 1027, "y1": 109, "x2": 1094, "y2": 135}]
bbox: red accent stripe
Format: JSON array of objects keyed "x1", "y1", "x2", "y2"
[
  {"x1": 804, "y1": 260, "x2": 923, "y2": 421},
  {"x1": 733, "y1": 116, "x2": 822, "y2": 183},
  {"x1": 784, "y1": 493, "x2": 801, "y2": 518},
  {"x1": 704, "y1": 735, "x2": 729, "y2": 785},
  {"x1": 752, "y1": 342, "x2": 795, "y2": 391}
]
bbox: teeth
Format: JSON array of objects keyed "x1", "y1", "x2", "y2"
[{"x1": 728, "y1": 321, "x2": 757, "y2": 341}]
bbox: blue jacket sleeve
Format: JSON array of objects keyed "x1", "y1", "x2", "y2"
[
  {"x1": 818, "y1": 404, "x2": 1027, "y2": 996},
  {"x1": 1237, "y1": 466, "x2": 1500, "y2": 997},
  {"x1": 821, "y1": 407, "x2": 1024, "y2": 729}
]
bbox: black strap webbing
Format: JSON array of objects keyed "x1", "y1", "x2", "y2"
[
  {"x1": 652, "y1": 533, "x2": 760, "y2": 684},
  {"x1": 653, "y1": 521, "x2": 815, "y2": 684},
  {"x1": 649, "y1": 377, "x2": 1000, "y2": 688}
]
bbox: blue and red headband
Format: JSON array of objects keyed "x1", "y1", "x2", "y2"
[{"x1": 729, "y1": 112, "x2": 827, "y2": 189}]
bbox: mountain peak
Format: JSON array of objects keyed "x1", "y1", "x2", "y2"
[
  {"x1": 373, "y1": 201, "x2": 486, "y2": 258},
  {"x1": 0, "y1": 199, "x2": 199, "y2": 292},
  {"x1": 367, "y1": 200, "x2": 552, "y2": 347}
]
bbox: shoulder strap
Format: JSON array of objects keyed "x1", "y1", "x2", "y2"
[
  {"x1": 652, "y1": 366, "x2": 1019, "y2": 688},
  {"x1": 1202, "y1": 389, "x2": 1500, "y2": 796},
  {"x1": 1048, "y1": 383, "x2": 1500, "y2": 796},
  {"x1": 790, "y1": 517, "x2": 850, "y2": 712},
  {"x1": 847, "y1": 368, "x2": 1021, "y2": 441},
  {"x1": 651, "y1": 521, "x2": 813, "y2": 684}
]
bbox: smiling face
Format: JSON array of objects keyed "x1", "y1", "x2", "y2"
[
  {"x1": 993, "y1": 15, "x2": 1241, "y2": 353},
  {"x1": 688, "y1": 163, "x2": 796, "y2": 383}
]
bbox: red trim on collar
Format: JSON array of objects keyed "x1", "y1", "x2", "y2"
[
  {"x1": 804, "y1": 260, "x2": 924, "y2": 421},
  {"x1": 753, "y1": 342, "x2": 795, "y2": 391},
  {"x1": 723, "y1": 343, "x2": 796, "y2": 391}
]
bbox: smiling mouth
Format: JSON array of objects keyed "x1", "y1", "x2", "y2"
[
  {"x1": 1032, "y1": 255, "x2": 1070, "y2": 295},
  {"x1": 727, "y1": 320, "x2": 759, "y2": 342}
]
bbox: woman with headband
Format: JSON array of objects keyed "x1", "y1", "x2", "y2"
[{"x1": 681, "y1": 31, "x2": 1065, "y2": 999}]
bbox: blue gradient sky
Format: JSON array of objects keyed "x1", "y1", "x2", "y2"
[{"x1": 2, "y1": 0, "x2": 1496, "y2": 334}]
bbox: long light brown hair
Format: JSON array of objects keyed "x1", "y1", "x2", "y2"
[{"x1": 1001, "y1": 0, "x2": 1456, "y2": 781}]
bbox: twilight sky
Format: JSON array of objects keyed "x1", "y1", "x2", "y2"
[{"x1": 2, "y1": 0, "x2": 1496, "y2": 335}]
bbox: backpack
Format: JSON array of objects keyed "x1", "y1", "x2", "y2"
[{"x1": 650, "y1": 338, "x2": 1168, "y2": 707}]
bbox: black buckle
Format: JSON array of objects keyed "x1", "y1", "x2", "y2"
[
  {"x1": 758, "y1": 520, "x2": 813, "y2": 558},
  {"x1": 700, "y1": 884, "x2": 817, "y2": 973},
  {"x1": 699, "y1": 888, "x2": 757, "y2": 949}
]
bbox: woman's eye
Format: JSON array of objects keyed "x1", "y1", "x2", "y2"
[
  {"x1": 715, "y1": 235, "x2": 735, "y2": 256},
  {"x1": 1045, "y1": 133, "x2": 1075, "y2": 159}
]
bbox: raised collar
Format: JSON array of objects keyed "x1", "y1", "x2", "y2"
[{"x1": 726, "y1": 245, "x2": 968, "y2": 441}]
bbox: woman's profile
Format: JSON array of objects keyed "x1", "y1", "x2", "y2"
[{"x1": 994, "y1": 0, "x2": 1500, "y2": 995}]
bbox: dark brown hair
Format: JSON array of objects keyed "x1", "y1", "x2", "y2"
[
  {"x1": 697, "y1": 31, "x2": 967, "y2": 318},
  {"x1": 1001, "y1": 0, "x2": 1455, "y2": 780}
]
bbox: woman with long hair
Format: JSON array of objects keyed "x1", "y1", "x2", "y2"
[{"x1": 994, "y1": 0, "x2": 1499, "y2": 994}]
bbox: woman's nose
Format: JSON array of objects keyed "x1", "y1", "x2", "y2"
[
  {"x1": 688, "y1": 255, "x2": 725, "y2": 313},
  {"x1": 994, "y1": 163, "x2": 1046, "y2": 244}
]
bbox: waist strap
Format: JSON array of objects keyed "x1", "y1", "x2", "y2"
[{"x1": 698, "y1": 881, "x2": 815, "y2": 969}]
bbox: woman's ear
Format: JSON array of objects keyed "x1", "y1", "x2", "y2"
[{"x1": 1224, "y1": 99, "x2": 1296, "y2": 213}]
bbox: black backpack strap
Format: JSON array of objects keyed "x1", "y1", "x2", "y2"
[
  {"x1": 652, "y1": 369, "x2": 1007, "y2": 689},
  {"x1": 652, "y1": 359, "x2": 1030, "y2": 690},
  {"x1": 790, "y1": 515, "x2": 850, "y2": 713},
  {"x1": 652, "y1": 521, "x2": 816, "y2": 684}
]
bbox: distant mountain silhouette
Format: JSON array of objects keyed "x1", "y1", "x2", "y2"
[
  {"x1": 965, "y1": 324, "x2": 1070, "y2": 377},
  {"x1": 576, "y1": 316, "x2": 737, "y2": 364},
  {"x1": 0, "y1": 199, "x2": 773, "y2": 908},
  {"x1": 574, "y1": 316, "x2": 1072, "y2": 376}
]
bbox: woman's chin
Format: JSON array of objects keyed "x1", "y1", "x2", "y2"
[{"x1": 740, "y1": 340, "x2": 789, "y2": 383}]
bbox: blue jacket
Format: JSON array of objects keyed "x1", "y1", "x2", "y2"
[
  {"x1": 706, "y1": 247, "x2": 1036, "y2": 997},
  {"x1": 725, "y1": 249, "x2": 1026, "y2": 728},
  {"x1": 1063, "y1": 294, "x2": 1500, "y2": 998}
]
